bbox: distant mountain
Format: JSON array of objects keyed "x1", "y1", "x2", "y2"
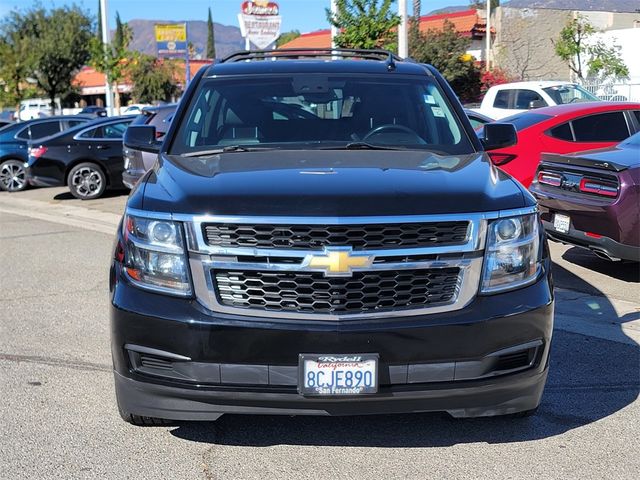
[
  {"x1": 426, "y1": 6, "x2": 471, "y2": 15},
  {"x1": 126, "y1": 19, "x2": 245, "y2": 59},
  {"x1": 504, "y1": 0, "x2": 640, "y2": 12}
]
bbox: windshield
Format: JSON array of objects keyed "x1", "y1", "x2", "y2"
[
  {"x1": 169, "y1": 75, "x2": 474, "y2": 155},
  {"x1": 542, "y1": 84, "x2": 599, "y2": 104}
]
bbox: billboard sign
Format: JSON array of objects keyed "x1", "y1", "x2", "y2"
[
  {"x1": 238, "y1": 1, "x2": 282, "y2": 49},
  {"x1": 155, "y1": 23, "x2": 188, "y2": 57}
]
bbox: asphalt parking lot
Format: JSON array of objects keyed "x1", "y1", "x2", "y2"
[{"x1": 1, "y1": 187, "x2": 639, "y2": 480}]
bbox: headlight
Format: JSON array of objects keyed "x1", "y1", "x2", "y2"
[
  {"x1": 481, "y1": 213, "x2": 541, "y2": 293},
  {"x1": 122, "y1": 214, "x2": 192, "y2": 296}
]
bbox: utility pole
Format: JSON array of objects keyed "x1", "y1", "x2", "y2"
[
  {"x1": 99, "y1": 0, "x2": 114, "y2": 116},
  {"x1": 398, "y1": 0, "x2": 408, "y2": 58},
  {"x1": 485, "y1": 1, "x2": 491, "y2": 71},
  {"x1": 185, "y1": 22, "x2": 190, "y2": 87},
  {"x1": 330, "y1": 0, "x2": 337, "y2": 49}
]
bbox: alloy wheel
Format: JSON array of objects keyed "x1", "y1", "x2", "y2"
[
  {"x1": 0, "y1": 160, "x2": 27, "y2": 192},
  {"x1": 71, "y1": 166, "x2": 103, "y2": 198}
]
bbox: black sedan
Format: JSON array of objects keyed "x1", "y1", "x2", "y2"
[
  {"x1": 27, "y1": 116, "x2": 133, "y2": 199},
  {"x1": 0, "y1": 115, "x2": 92, "y2": 192}
]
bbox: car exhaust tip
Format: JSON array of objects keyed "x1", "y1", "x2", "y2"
[{"x1": 592, "y1": 248, "x2": 621, "y2": 262}]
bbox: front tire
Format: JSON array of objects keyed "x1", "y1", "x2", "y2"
[
  {"x1": 0, "y1": 159, "x2": 28, "y2": 192},
  {"x1": 67, "y1": 162, "x2": 106, "y2": 200}
]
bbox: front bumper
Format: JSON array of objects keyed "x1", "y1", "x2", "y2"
[{"x1": 110, "y1": 264, "x2": 554, "y2": 420}]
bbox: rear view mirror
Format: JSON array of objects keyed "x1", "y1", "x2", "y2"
[
  {"x1": 482, "y1": 123, "x2": 517, "y2": 151},
  {"x1": 124, "y1": 125, "x2": 160, "y2": 153},
  {"x1": 529, "y1": 100, "x2": 546, "y2": 109}
]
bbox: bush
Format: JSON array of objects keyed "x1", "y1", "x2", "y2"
[{"x1": 480, "y1": 68, "x2": 512, "y2": 97}]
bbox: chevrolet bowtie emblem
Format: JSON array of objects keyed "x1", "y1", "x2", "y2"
[{"x1": 304, "y1": 248, "x2": 374, "y2": 277}]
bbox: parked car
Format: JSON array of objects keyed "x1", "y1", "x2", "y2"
[
  {"x1": 122, "y1": 103, "x2": 176, "y2": 188},
  {"x1": 485, "y1": 102, "x2": 640, "y2": 188},
  {"x1": 0, "y1": 110, "x2": 16, "y2": 123},
  {"x1": 121, "y1": 104, "x2": 152, "y2": 116},
  {"x1": 79, "y1": 105, "x2": 108, "y2": 117},
  {"x1": 464, "y1": 109, "x2": 493, "y2": 130},
  {"x1": 0, "y1": 119, "x2": 14, "y2": 129},
  {"x1": 473, "y1": 81, "x2": 601, "y2": 120},
  {"x1": 18, "y1": 98, "x2": 62, "y2": 121},
  {"x1": 530, "y1": 132, "x2": 640, "y2": 262},
  {"x1": 0, "y1": 115, "x2": 92, "y2": 192},
  {"x1": 111, "y1": 48, "x2": 553, "y2": 425},
  {"x1": 27, "y1": 116, "x2": 134, "y2": 199}
]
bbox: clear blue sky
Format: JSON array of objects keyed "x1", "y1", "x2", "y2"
[{"x1": 0, "y1": 0, "x2": 471, "y2": 33}]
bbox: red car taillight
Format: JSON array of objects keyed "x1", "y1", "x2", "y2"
[
  {"x1": 28, "y1": 146, "x2": 48, "y2": 158},
  {"x1": 488, "y1": 153, "x2": 517, "y2": 166},
  {"x1": 579, "y1": 178, "x2": 618, "y2": 197},
  {"x1": 537, "y1": 171, "x2": 562, "y2": 187}
]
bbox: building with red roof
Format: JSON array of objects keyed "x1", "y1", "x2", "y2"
[
  {"x1": 72, "y1": 60, "x2": 211, "y2": 107},
  {"x1": 279, "y1": 9, "x2": 493, "y2": 61}
]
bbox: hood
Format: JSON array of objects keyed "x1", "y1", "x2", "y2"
[{"x1": 139, "y1": 150, "x2": 528, "y2": 216}]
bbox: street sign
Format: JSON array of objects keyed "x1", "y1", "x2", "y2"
[
  {"x1": 155, "y1": 23, "x2": 188, "y2": 57},
  {"x1": 238, "y1": 1, "x2": 282, "y2": 49}
]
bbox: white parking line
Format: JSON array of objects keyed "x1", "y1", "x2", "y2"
[{"x1": 0, "y1": 195, "x2": 120, "y2": 235}]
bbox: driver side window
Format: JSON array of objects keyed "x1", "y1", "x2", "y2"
[{"x1": 513, "y1": 90, "x2": 546, "y2": 109}]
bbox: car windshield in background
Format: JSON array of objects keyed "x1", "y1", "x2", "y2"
[
  {"x1": 169, "y1": 75, "x2": 474, "y2": 155},
  {"x1": 500, "y1": 112, "x2": 552, "y2": 132},
  {"x1": 543, "y1": 84, "x2": 599, "y2": 104}
]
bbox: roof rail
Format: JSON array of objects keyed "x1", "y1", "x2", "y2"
[{"x1": 220, "y1": 48, "x2": 404, "y2": 66}]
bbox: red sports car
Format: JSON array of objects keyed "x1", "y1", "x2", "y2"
[{"x1": 487, "y1": 102, "x2": 640, "y2": 187}]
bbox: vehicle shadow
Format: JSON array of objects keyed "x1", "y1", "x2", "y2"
[
  {"x1": 169, "y1": 264, "x2": 639, "y2": 448},
  {"x1": 559, "y1": 246, "x2": 639, "y2": 283},
  {"x1": 52, "y1": 188, "x2": 129, "y2": 201}
]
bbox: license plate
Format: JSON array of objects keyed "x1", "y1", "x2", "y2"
[
  {"x1": 553, "y1": 213, "x2": 570, "y2": 234},
  {"x1": 299, "y1": 354, "x2": 378, "y2": 396}
]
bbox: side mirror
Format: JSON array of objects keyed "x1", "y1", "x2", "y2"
[
  {"x1": 124, "y1": 125, "x2": 160, "y2": 153},
  {"x1": 529, "y1": 99, "x2": 546, "y2": 109},
  {"x1": 482, "y1": 123, "x2": 517, "y2": 151}
]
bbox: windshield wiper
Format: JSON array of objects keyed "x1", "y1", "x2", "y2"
[
  {"x1": 320, "y1": 142, "x2": 406, "y2": 151},
  {"x1": 180, "y1": 145, "x2": 275, "y2": 157}
]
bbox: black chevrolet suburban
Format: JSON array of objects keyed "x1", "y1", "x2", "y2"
[{"x1": 110, "y1": 49, "x2": 554, "y2": 425}]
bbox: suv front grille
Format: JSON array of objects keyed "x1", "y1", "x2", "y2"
[
  {"x1": 214, "y1": 268, "x2": 460, "y2": 315},
  {"x1": 203, "y1": 222, "x2": 470, "y2": 250}
]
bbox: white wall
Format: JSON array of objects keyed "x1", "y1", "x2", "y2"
[{"x1": 590, "y1": 28, "x2": 640, "y2": 78}]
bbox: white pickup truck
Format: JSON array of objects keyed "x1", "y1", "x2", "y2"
[{"x1": 473, "y1": 81, "x2": 601, "y2": 120}]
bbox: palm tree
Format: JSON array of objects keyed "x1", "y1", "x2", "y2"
[{"x1": 413, "y1": 0, "x2": 421, "y2": 19}]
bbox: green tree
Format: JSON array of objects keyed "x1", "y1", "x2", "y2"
[
  {"x1": 0, "y1": 10, "x2": 39, "y2": 109},
  {"x1": 206, "y1": 7, "x2": 216, "y2": 58},
  {"x1": 326, "y1": 0, "x2": 400, "y2": 50},
  {"x1": 90, "y1": 11, "x2": 132, "y2": 113},
  {"x1": 96, "y1": 0, "x2": 103, "y2": 40},
  {"x1": 554, "y1": 15, "x2": 629, "y2": 80},
  {"x1": 113, "y1": 11, "x2": 126, "y2": 50},
  {"x1": 410, "y1": 20, "x2": 481, "y2": 102},
  {"x1": 29, "y1": 6, "x2": 93, "y2": 113},
  {"x1": 276, "y1": 30, "x2": 301, "y2": 47},
  {"x1": 129, "y1": 55, "x2": 179, "y2": 103}
]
